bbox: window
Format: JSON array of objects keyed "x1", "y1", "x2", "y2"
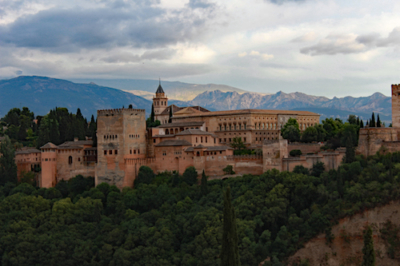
[
  {"x1": 201, "y1": 137, "x2": 203, "y2": 143},
  {"x1": 104, "y1": 150, "x2": 107, "y2": 155},
  {"x1": 115, "y1": 150, "x2": 118, "y2": 155},
  {"x1": 153, "y1": 139, "x2": 156, "y2": 143},
  {"x1": 78, "y1": 158, "x2": 81, "y2": 162},
  {"x1": 134, "y1": 150, "x2": 136, "y2": 154},
  {"x1": 138, "y1": 149, "x2": 140, "y2": 154},
  {"x1": 244, "y1": 138, "x2": 246, "y2": 142},
  {"x1": 206, "y1": 127, "x2": 208, "y2": 131},
  {"x1": 68, "y1": 156, "x2": 72, "y2": 164},
  {"x1": 109, "y1": 150, "x2": 112, "y2": 155},
  {"x1": 196, "y1": 137, "x2": 198, "y2": 143},
  {"x1": 130, "y1": 150, "x2": 132, "y2": 154},
  {"x1": 229, "y1": 138, "x2": 231, "y2": 142}
]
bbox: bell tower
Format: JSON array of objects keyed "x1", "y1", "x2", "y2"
[{"x1": 153, "y1": 79, "x2": 168, "y2": 116}]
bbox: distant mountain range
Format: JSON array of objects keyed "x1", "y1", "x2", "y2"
[
  {"x1": 0, "y1": 76, "x2": 151, "y2": 118},
  {"x1": 70, "y1": 78, "x2": 248, "y2": 101},
  {"x1": 176, "y1": 90, "x2": 391, "y2": 123},
  {"x1": 0, "y1": 76, "x2": 392, "y2": 124}
]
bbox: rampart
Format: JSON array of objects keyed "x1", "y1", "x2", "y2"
[
  {"x1": 282, "y1": 149, "x2": 345, "y2": 172},
  {"x1": 357, "y1": 128, "x2": 398, "y2": 157},
  {"x1": 97, "y1": 108, "x2": 146, "y2": 116},
  {"x1": 288, "y1": 142, "x2": 322, "y2": 155}
]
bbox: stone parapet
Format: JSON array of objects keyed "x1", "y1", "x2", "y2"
[{"x1": 97, "y1": 108, "x2": 145, "y2": 116}]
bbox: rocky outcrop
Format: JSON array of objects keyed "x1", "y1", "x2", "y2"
[{"x1": 287, "y1": 201, "x2": 400, "y2": 266}]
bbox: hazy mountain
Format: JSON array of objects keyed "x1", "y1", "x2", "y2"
[
  {"x1": 181, "y1": 90, "x2": 391, "y2": 123},
  {"x1": 0, "y1": 76, "x2": 391, "y2": 124},
  {"x1": 70, "y1": 78, "x2": 248, "y2": 101},
  {"x1": 0, "y1": 76, "x2": 151, "y2": 118}
]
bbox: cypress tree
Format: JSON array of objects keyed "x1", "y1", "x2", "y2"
[
  {"x1": 361, "y1": 226, "x2": 375, "y2": 266},
  {"x1": 168, "y1": 107, "x2": 173, "y2": 123},
  {"x1": 366, "y1": 120, "x2": 369, "y2": 127},
  {"x1": 201, "y1": 170, "x2": 208, "y2": 195},
  {"x1": 151, "y1": 104, "x2": 155, "y2": 123},
  {"x1": 0, "y1": 135, "x2": 17, "y2": 185},
  {"x1": 356, "y1": 117, "x2": 360, "y2": 126},
  {"x1": 220, "y1": 186, "x2": 240, "y2": 266},
  {"x1": 377, "y1": 114, "x2": 381, "y2": 127},
  {"x1": 360, "y1": 120, "x2": 364, "y2": 128},
  {"x1": 370, "y1": 112, "x2": 375, "y2": 127}
]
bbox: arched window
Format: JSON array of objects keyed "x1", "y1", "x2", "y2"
[
  {"x1": 68, "y1": 156, "x2": 73, "y2": 164},
  {"x1": 196, "y1": 151, "x2": 200, "y2": 156}
]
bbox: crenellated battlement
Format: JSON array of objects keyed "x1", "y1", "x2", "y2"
[{"x1": 97, "y1": 108, "x2": 146, "y2": 116}]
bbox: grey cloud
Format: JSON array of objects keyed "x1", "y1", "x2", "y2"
[
  {"x1": 0, "y1": 1, "x2": 217, "y2": 52},
  {"x1": 268, "y1": 0, "x2": 305, "y2": 5},
  {"x1": 187, "y1": 0, "x2": 214, "y2": 9},
  {"x1": 301, "y1": 28, "x2": 400, "y2": 56},
  {"x1": 101, "y1": 48, "x2": 176, "y2": 63}
]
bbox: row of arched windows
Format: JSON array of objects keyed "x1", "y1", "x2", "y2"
[
  {"x1": 130, "y1": 149, "x2": 140, "y2": 155},
  {"x1": 219, "y1": 123, "x2": 247, "y2": 131},
  {"x1": 254, "y1": 123, "x2": 277, "y2": 130},
  {"x1": 129, "y1": 134, "x2": 140, "y2": 138},
  {"x1": 104, "y1": 135, "x2": 118, "y2": 140},
  {"x1": 155, "y1": 101, "x2": 167, "y2": 106}
]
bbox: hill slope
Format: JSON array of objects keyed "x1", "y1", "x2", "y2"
[
  {"x1": 0, "y1": 76, "x2": 151, "y2": 118},
  {"x1": 287, "y1": 201, "x2": 400, "y2": 266}
]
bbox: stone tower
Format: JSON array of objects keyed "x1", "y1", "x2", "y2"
[
  {"x1": 153, "y1": 81, "x2": 168, "y2": 116},
  {"x1": 392, "y1": 84, "x2": 400, "y2": 128},
  {"x1": 40, "y1": 143, "x2": 58, "y2": 188},
  {"x1": 96, "y1": 108, "x2": 147, "y2": 188}
]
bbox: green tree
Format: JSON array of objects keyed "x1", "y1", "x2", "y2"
[
  {"x1": 347, "y1": 115, "x2": 357, "y2": 125},
  {"x1": 377, "y1": 114, "x2": 381, "y2": 128},
  {"x1": 231, "y1": 137, "x2": 246, "y2": 151},
  {"x1": 301, "y1": 126, "x2": 318, "y2": 143},
  {"x1": 361, "y1": 226, "x2": 375, "y2": 266},
  {"x1": 201, "y1": 170, "x2": 208, "y2": 195},
  {"x1": 134, "y1": 166, "x2": 155, "y2": 187},
  {"x1": 0, "y1": 135, "x2": 17, "y2": 185},
  {"x1": 151, "y1": 104, "x2": 155, "y2": 123},
  {"x1": 183, "y1": 166, "x2": 198, "y2": 186},
  {"x1": 370, "y1": 112, "x2": 376, "y2": 127},
  {"x1": 289, "y1": 149, "x2": 302, "y2": 157},
  {"x1": 345, "y1": 134, "x2": 355, "y2": 163},
  {"x1": 293, "y1": 165, "x2": 309, "y2": 175},
  {"x1": 221, "y1": 186, "x2": 240, "y2": 266},
  {"x1": 311, "y1": 162, "x2": 325, "y2": 177},
  {"x1": 223, "y1": 165, "x2": 235, "y2": 175},
  {"x1": 281, "y1": 118, "x2": 300, "y2": 142}
]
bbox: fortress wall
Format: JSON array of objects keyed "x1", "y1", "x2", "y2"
[
  {"x1": 382, "y1": 141, "x2": 400, "y2": 153},
  {"x1": 357, "y1": 128, "x2": 398, "y2": 157},
  {"x1": 41, "y1": 151, "x2": 57, "y2": 188},
  {"x1": 288, "y1": 142, "x2": 322, "y2": 155}
]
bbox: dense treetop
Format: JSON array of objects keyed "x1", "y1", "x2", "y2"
[{"x1": 0, "y1": 151, "x2": 399, "y2": 265}]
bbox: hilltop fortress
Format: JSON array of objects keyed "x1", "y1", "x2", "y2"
[{"x1": 14, "y1": 83, "x2": 398, "y2": 188}]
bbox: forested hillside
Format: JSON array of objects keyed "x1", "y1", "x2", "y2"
[{"x1": 0, "y1": 151, "x2": 399, "y2": 265}]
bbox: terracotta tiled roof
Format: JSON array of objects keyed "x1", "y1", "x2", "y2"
[
  {"x1": 57, "y1": 140, "x2": 93, "y2": 150},
  {"x1": 155, "y1": 139, "x2": 192, "y2": 147},
  {"x1": 40, "y1": 142, "x2": 57, "y2": 149},
  {"x1": 176, "y1": 129, "x2": 218, "y2": 137},
  {"x1": 152, "y1": 134, "x2": 176, "y2": 138},
  {"x1": 160, "y1": 105, "x2": 183, "y2": 115},
  {"x1": 15, "y1": 148, "x2": 41, "y2": 154},
  {"x1": 157, "y1": 121, "x2": 204, "y2": 128},
  {"x1": 185, "y1": 145, "x2": 233, "y2": 152}
]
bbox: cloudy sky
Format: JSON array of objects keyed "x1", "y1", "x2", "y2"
[{"x1": 0, "y1": 0, "x2": 399, "y2": 97}]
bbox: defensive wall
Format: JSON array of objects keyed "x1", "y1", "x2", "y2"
[
  {"x1": 356, "y1": 128, "x2": 398, "y2": 157},
  {"x1": 282, "y1": 149, "x2": 345, "y2": 172},
  {"x1": 288, "y1": 142, "x2": 323, "y2": 155}
]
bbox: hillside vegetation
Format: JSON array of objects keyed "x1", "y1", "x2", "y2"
[{"x1": 0, "y1": 151, "x2": 399, "y2": 265}]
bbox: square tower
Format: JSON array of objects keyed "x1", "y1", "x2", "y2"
[
  {"x1": 96, "y1": 108, "x2": 147, "y2": 188},
  {"x1": 392, "y1": 84, "x2": 400, "y2": 128}
]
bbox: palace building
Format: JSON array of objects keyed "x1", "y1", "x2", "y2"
[{"x1": 15, "y1": 82, "x2": 347, "y2": 189}]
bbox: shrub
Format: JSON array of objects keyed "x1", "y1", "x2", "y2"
[
  {"x1": 223, "y1": 165, "x2": 235, "y2": 175},
  {"x1": 289, "y1": 149, "x2": 302, "y2": 157}
]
